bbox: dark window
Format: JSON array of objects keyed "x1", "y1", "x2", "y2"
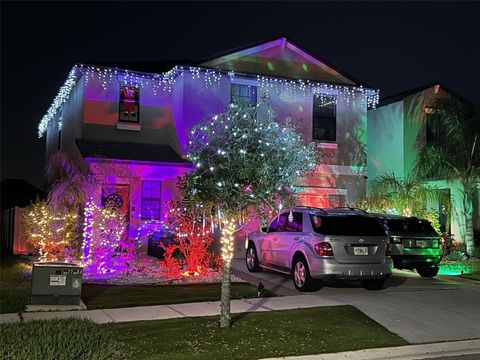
[
  {"x1": 426, "y1": 113, "x2": 439, "y2": 144},
  {"x1": 141, "y1": 181, "x2": 161, "y2": 220},
  {"x1": 231, "y1": 84, "x2": 257, "y2": 106},
  {"x1": 384, "y1": 219, "x2": 438, "y2": 236},
  {"x1": 310, "y1": 215, "x2": 385, "y2": 236},
  {"x1": 268, "y1": 213, "x2": 288, "y2": 232},
  {"x1": 119, "y1": 85, "x2": 140, "y2": 123},
  {"x1": 313, "y1": 96, "x2": 336, "y2": 141}
]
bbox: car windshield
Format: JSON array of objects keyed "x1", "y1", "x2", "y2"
[
  {"x1": 310, "y1": 215, "x2": 385, "y2": 236},
  {"x1": 384, "y1": 219, "x2": 438, "y2": 236}
]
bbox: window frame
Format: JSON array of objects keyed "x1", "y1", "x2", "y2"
[
  {"x1": 141, "y1": 180, "x2": 162, "y2": 220},
  {"x1": 230, "y1": 83, "x2": 257, "y2": 106},
  {"x1": 119, "y1": 84, "x2": 140, "y2": 124},
  {"x1": 312, "y1": 95, "x2": 336, "y2": 142}
]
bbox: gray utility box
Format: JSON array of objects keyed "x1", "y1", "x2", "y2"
[{"x1": 31, "y1": 262, "x2": 83, "y2": 305}]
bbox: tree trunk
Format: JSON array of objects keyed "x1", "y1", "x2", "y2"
[
  {"x1": 219, "y1": 219, "x2": 235, "y2": 328},
  {"x1": 462, "y1": 180, "x2": 475, "y2": 257},
  {"x1": 219, "y1": 258, "x2": 231, "y2": 328}
]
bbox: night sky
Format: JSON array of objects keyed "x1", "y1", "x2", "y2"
[{"x1": 2, "y1": 1, "x2": 479, "y2": 189}]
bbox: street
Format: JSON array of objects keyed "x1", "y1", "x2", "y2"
[{"x1": 232, "y1": 259, "x2": 480, "y2": 344}]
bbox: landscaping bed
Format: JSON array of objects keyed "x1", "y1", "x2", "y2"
[{"x1": 0, "y1": 306, "x2": 408, "y2": 360}]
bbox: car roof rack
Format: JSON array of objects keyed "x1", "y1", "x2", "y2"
[
  {"x1": 334, "y1": 207, "x2": 368, "y2": 213},
  {"x1": 295, "y1": 206, "x2": 328, "y2": 214}
]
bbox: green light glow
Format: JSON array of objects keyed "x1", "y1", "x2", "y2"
[
  {"x1": 267, "y1": 62, "x2": 275, "y2": 71},
  {"x1": 438, "y1": 262, "x2": 473, "y2": 275},
  {"x1": 302, "y1": 64, "x2": 308, "y2": 72}
]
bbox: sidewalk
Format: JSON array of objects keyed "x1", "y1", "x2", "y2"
[
  {"x1": 0, "y1": 294, "x2": 343, "y2": 324},
  {"x1": 260, "y1": 339, "x2": 480, "y2": 360}
]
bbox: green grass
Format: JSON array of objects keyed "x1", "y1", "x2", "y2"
[
  {"x1": 106, "y1": 306, "x2": 408, "y2": 360},
  {"x1": 0, "y1": 257, "x2": 31, "y2": 314},
  {"x1": 460, "y1": 273, "x2": 480, "y2": 281},
  {"x1": 0, "y1": 318, "x2": 131, "y2": 360},
  {"x1": 82, "y1": 283, "x2": 274, "y2": 309}
]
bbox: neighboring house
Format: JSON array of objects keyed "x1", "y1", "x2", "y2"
[
  {"x1": 367, "y1": 83, "x2": 480, "y2": 242},
  {"x1": 39, "y1": 37, "x2": 379, "y2": 253}
]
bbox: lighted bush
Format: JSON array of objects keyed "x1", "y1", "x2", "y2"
[
  {"x1": 0, "y1": 318, "x2": 131, "y2": 360},
  {"x1": 82, "y1": 200, "x2": 133, "y2": 275},
  {"x1": 160, "y1": 201, "x2": 218, "y2": 277},
  {"x1": 22, "y1": 200, "x2": 79, "y2": 262}
]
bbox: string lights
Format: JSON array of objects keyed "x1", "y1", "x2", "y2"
[{"x1": 38, "y1": 64, "x2": 380, "y2": 137}]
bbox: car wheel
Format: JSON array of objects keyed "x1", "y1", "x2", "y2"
[
  {"x1": 246, "y1": 244, "x2": 261, "y2": 272},
  {"x1": 292, "y1": 256, "x2": 314, "y2": 292},
  {"x1": 362, "y1": 277, "x2": 386, "y2": 291},
  {"x1": 417, "y1": 266, "x2": 439, "y2": 278}
]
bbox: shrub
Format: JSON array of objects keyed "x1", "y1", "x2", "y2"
[
  {"x1": 445, "y1": 250, "x2": 467, "y2": 262},
  {"x1": 0, "y1": 318, "x2": 131, "y2": 360}
]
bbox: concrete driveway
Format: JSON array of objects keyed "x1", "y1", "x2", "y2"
[{"x1": 232, "y1": 259, "x2": 480, "y2": 344}]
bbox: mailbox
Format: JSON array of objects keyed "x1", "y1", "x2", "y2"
[{"x1": 31, "y1": 262, "x2": 83, "y2": 305}]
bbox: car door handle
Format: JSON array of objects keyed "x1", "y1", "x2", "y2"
[
  {"x1": 272, "y1": 237, "x2": 278, "y2": 241},
  {"x1": 293, "y1": 236, "x2": 300, "y2": 241}
]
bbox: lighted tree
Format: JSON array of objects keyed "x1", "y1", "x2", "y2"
[
  {"x1": 22, "y1": 200, "x2": 79, "y2": 262},
  {"x1": 183, "y1": 99, "x2": 317, "y2": 328},
  {"x1": 414, "y1": 96, "x2": 479, "y2": 255},
  {"x1": 82, "y1": 200, "x2": 129, "y2": 274},
  {"x1": 164, "y1": 199, "x2": 215, "y2": 275}
]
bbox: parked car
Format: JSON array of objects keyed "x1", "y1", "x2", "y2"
[
  {"x1": 246, "y1": 207, "x2": 392, "y2": 291},
  {"x1": 373, "y1": 214, "x2": 442, "y2": 277}
]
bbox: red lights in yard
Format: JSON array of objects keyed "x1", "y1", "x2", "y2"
[{"x1": 314, "y1": 242, "x2": 334, "y2": 256}]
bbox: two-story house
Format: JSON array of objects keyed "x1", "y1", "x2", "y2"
[
  {"x1": 367, "y1": 83, "x2": 480, "y2": 243},
  {"x1": 40, "y1": 37, "x2": 379, "y2": 255}
]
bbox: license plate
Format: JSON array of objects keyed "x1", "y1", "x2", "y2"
[
  {"x1": 354, "y1": 247, "x2": 368, "y2": 255},
  {"x1": 416, "y1": 240, "x2": 428, "y2": 247}
]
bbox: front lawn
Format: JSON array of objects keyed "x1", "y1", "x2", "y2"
[
  {"x1": 82, "y1": 283, "x2": 274, "y2": 309},
  {"x1": 0, "y1": 306, "x2": 408, "y2": 360},
  {"x1": 1, "y1": 318, "x2": 130, "y2": 360},
  {"x1": 0, "y1": 257, "x2": 31, "y2": 314},
  {"x1": 106, "y1": 306, "x2": 408, "y2": 360}
]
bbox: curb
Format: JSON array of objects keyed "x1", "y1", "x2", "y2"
[{"x1": 260, "y1": 339, "x2": 480, "y2": 360}]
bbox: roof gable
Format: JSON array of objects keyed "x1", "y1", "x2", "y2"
[{"x1": 200, "y1": 37, "x2": 357, "y2": 86}]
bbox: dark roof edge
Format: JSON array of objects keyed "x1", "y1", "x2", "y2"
[{"x1": 377, "y1": 82, "x2": 476, "y2": 108}]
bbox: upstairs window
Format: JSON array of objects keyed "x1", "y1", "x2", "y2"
[
  {"x1": 313, "y1": 96, "x2": 336, "y2": 141},
  {"x1": 141, "y1": 181, "x2": 161, "y2": 220},
  {"x1": 119, "y1": 85, "x2": 140, "y2": 123},
  {"x1": 231, "y1": 84, "x2": 257, "y2": 106},
  {"x1": 425, "y1": 112, "x2": 440, "y2": 144}
]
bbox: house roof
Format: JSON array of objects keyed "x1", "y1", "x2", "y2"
[
  {"x1": 378, "y1": 82, "x2": 474, "y2": 107},
  {"x1": 76, "y1": 139, "x2": 189, "y2": 164},
  {"x1": 200, "y1": 36, "x2": 362, "y2": 86}
]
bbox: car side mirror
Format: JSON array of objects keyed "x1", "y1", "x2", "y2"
[{"x1": 261, "y1": 226, "x2": 268, "y2": 233}]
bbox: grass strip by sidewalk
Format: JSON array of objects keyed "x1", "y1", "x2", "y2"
[
  {"x1": 1, "y1": 318, "x2": 131, "y2": 360},
  {"x1": 106, "y1": 305, "x2": 408, "y2": 360},
  {"x1": 82, "y1": 282, "x2": 275, "y2": 309}
]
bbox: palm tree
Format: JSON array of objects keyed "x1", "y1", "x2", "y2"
[
  {"x1": 369, "y1": 172, "x2": 439, "y2": 217},
  {"x1": 45, "y1": 151, "x2": 94, "y2": 211},
  {"x1": 414, "y1": 96, "x2": 480, "y2": 256}
]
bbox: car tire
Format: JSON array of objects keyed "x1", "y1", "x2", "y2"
[
  {"x1": 417, "y1": 266, "x2": 439, "y2": 278},
  {"x1": 246, "y1": 243, "x2": 262, "y2": 272},
  {"x1": 362, "y1": 277, "x2": 386, "y2": 291},
  {"x1": 292, "y1": 256, "x2": 314, "y2": 292}
]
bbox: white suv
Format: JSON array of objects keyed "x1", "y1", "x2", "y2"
[{"x1": 246, "y1": 207, "x2": 393, "y2": 291}]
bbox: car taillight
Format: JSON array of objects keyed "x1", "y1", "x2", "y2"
[
  {"x1": 314, "y1": 242, "x2": 334, "y2": 256},
  {"x1": 385, "y1": 243, "x2": 392, "y2": 256}
]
